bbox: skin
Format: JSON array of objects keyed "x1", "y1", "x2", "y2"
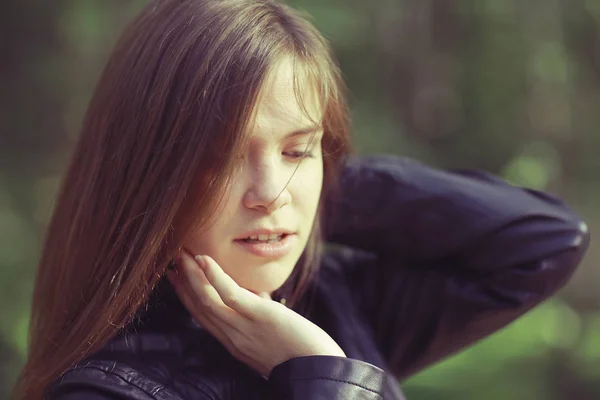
[
  {"x1": 183, "y1": 57, "x2": 325, "y2": 294},
  {"x1": 168, "y1": 58, "x2": 346, "y2": 377},
  {"x1": 167, "y1": 252, "x2": 346, "y2": 377}
]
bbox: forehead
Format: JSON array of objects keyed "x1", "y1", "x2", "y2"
[{"x1": 250, "y1": 58, "x2": 323, "y2": 135}]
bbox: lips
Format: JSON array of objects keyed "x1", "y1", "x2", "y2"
[
  {"x1": 233, "y1": 233, "x2": 297, "y2": 258},
  {"x1": 241, "y1": 234, "x2": 288, "y2": 245},
  {"x1": 235, "y1": 228, "x2": 294, "y2": 241}
]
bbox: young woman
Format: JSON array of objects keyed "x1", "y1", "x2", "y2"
[{"x1": 14, "y1": 0, "x2": 590, "y2": 399}]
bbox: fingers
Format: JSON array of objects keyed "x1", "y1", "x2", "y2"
[
  {"x1": 196, "y1": 254, "x2": 264, "y2": 319},
  {"x1": 176, "y1": 251, "x2": 240, "y2": 329},
  {"x1": 167, "y1": 267, "x2": 240, "y2": 343},
  {"x1": 166, "y1": 257, "x2": 262, "y2": 370},
  {"x1": 168, "y1": 270, "x2": 240, "y2": 354},
  {"x1": 257, "y1": 291, "x2": 271, "y2": 300}
]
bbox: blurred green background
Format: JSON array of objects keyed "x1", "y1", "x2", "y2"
[{"x1": 1, "y1": 0, "x2": 599, "y2": 399}]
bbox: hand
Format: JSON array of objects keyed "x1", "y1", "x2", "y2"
[{"x1": 166, "y1": 250, "x2": 346, "y2": 377}]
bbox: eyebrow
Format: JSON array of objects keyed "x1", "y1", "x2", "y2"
[{"x1": 284, "y1": 124, "x2": 324, "y2": 140}]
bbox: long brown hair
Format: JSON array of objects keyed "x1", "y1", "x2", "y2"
[{"x1": 14, "y1": 0, "x2": 351, "y2": 398}]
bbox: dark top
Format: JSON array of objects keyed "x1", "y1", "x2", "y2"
[{"x1": 48, "y1": 156, "x2": 590, "y2": 399}]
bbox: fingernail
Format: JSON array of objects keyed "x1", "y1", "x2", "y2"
[{"x1": 194, "y1": 255, "x2": 207, "y2": 270}]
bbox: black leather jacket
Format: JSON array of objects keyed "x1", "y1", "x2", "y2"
[{"x1": 49, "y1": 156, "x2": 590, "y2": 400}]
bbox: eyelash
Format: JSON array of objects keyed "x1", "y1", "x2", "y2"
[{"x1": 283, "y1": 151, "x2": 315, "y2": 160}]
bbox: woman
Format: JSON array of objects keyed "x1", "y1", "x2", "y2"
[{"x1": 14, "y1": 0, "x2": 589, "y2": 399}]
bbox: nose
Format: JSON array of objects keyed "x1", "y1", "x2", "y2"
[{"x1": 242, "y1": 160, "x2": 292, "y2": 213}]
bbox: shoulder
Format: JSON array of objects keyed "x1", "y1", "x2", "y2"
[
  {"x1": 49, "y1": 329, "x2": 272, "y2": 400},
  {"x1": 48, "y1": 359, "x2": 190, "y2": 400},
  {"x1": 319, "y1": 246, "x2": 379, "y2": 292},
  {"x1": 321, "y1": 246, "x2": 377, "y2": 273},
  {"x1": 311, "y1": 247, "x2": 382, "y2": 320}
]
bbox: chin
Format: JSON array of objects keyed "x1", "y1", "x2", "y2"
[
  {"x1": 240, "y1": 269, "x2": 292, "y2": 294},
  {"x1": 232, "y1": 257, "x2": 298, "y2": 294}
]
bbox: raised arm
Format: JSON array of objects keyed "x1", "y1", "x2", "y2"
[{"x1": 324, "y1": 155, "x2": 590, "y2": 379}]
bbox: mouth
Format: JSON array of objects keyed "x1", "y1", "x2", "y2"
[
  {"x1": 238, "y1": 233, "x2": 290, "y2": 244},
  {"x1": 233, "y1": 233, "x2": 297, "y2": 258}
]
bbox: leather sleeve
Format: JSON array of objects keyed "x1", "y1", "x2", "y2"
[
  {"x1": 47, "y1": 363, "x2": 185, "y2": 400},
  {"x1": 324, "y1": 156, "x2": 590, "y2": 379},
  {"x1": 50, "y1": 389, "x2": 122, "y2": 400},
  {"x1": 268, "y1": 356, "x2": 386, "y2": 399}
]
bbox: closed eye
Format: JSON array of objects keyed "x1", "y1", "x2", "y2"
[{"x1": 283, "y1": 151, "x2": 315, "y2": 159}]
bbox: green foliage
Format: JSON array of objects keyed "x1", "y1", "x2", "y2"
[
  {"x1": 502, "y1": 141, "x2": 560, "y2": 189},
  {"x1": 2, "y1": 0, "x2": 599, "y2": 398},
  {"x1": 403, "y1": 300, "x2": 600, "y2": 399}
]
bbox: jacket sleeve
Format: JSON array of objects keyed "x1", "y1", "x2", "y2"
[
  {"x1": 268, "y1": 356, "x2": 386, "y2": 399},
  {"x1": 49, "y1": 358, "x2": 386, "y2": 400},
  {"x1": 47, "y1": 364, "x2": 183, "y2": 400},
  {"x1": 324, "y1": 155, "x2": 590, "y2": 380},
  {"x1": 50, "y1": 389, "x2": 121, "y2": 400}
]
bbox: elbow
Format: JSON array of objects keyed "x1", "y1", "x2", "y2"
[
  {"x1": 572, "y1": 220, "x2": 590, "y2": 254},
  {"x1": 540, "y1": 219, "x2": 590, "y2": 296},
  {"x1": 567, "y1": 219, "x2": 590, "y2": 270},
  {"x1": 562, "y1": 218, "x2": 590, "y2": 269}
]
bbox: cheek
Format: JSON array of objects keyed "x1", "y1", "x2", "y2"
[
  {"x1": 294, "y1": 161, "x2": 324, "y2": 207},
  {"x1": 183, "y1": 193, "x2": 239, "y2": 252},
  {"x1": 183, "y1": 228, "x2": 217, "y2": 254},
  {"x1": 311, "y1": 157, "x2": 324, "y2": 190}
]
